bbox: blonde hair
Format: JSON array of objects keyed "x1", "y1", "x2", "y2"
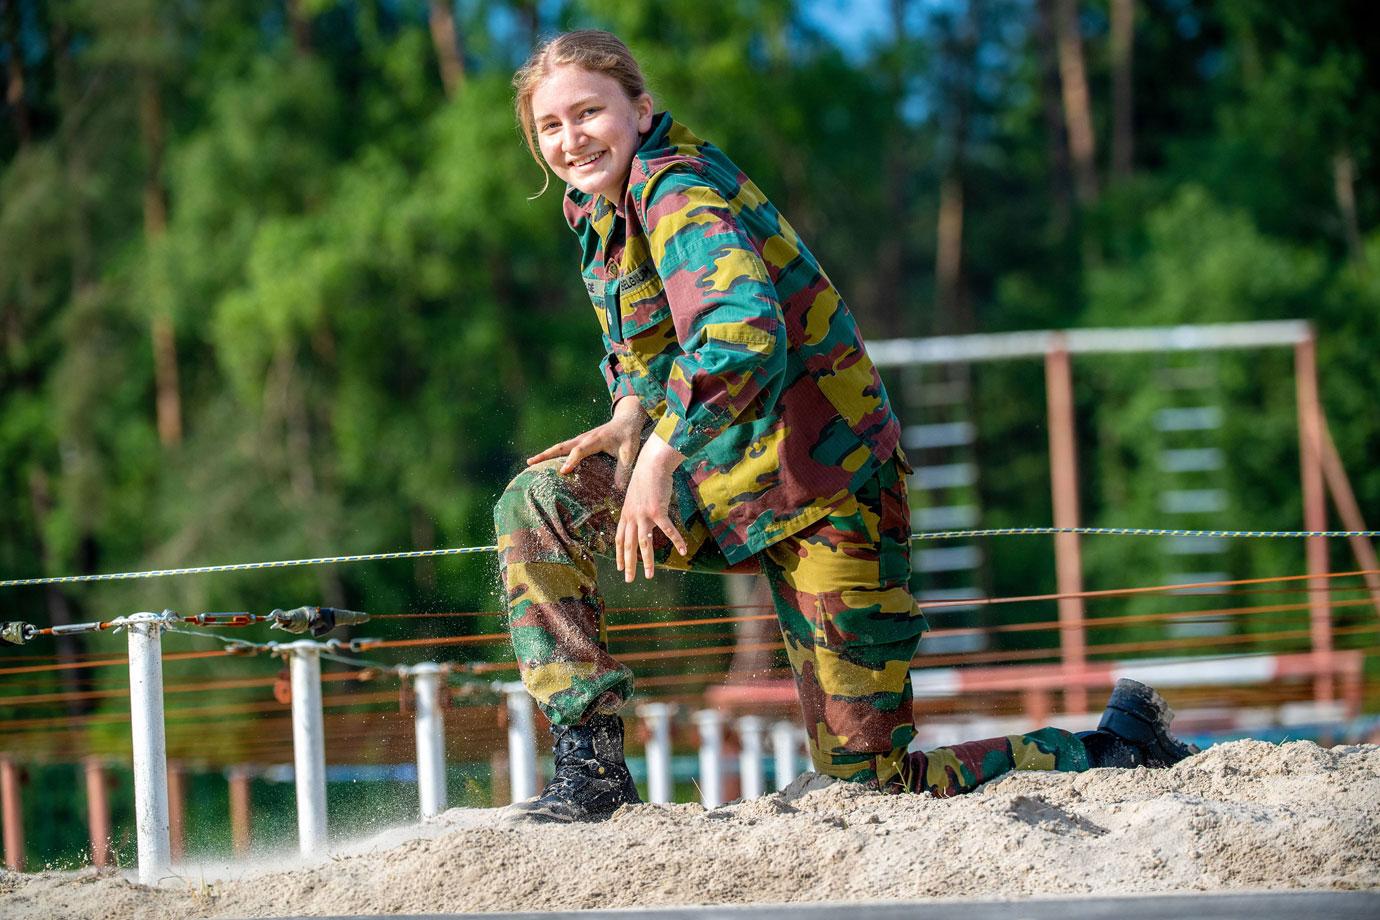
[{"x1": 513, "y1": 30, "x2": 649, "y2": 196}]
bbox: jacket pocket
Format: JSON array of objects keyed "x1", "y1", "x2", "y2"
[{"x1": 618, "y1": 261, "x2": 671, "y2": 337}]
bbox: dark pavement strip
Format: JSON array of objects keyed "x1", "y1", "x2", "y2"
[{"x1": 267, "y1": 890, "x2": 1379, "y2": 920}]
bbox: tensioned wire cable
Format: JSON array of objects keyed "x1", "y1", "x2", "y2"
[
  {"x1": 0, "y1": 600, "x2": 1358, "y2": 709},
  {"x1": 2, "y1": 526, "x2": 1378, "y2": 588},
  {"x1": 6, "y1": 621, "x2": 1378, "y2": 729},
  {"x1": 2, "y1": 576, "x2": 1372, "y2": 646},
  {"x1": 3, "y1": 568, "x2": 1374, "y2": 673},
  {"x1": 0, "y1": 544, "x2": 500, "y2": 588}
]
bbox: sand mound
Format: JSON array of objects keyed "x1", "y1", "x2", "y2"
[{"x1": 2, "y1": 740, "x2": 1376, "y2": 918}]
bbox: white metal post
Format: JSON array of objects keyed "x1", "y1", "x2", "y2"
[
  {"x1": 127, "y1": 613, "x2": 172, "y2": 885},
  {"x1": 736, "y1": 716, "x2": 766, "y2": 800},
  {"x1": 637, "y1": 703, "x2": 675, "y2": 804},
  {"x1": 411, "y1": 663, "x2": 447, "y2": 819},
  {"x1": 693, "y1": 709, "x2": 725, "y2": 808},
  {"x1": 771, "y1": 720, "x2": 800, "y2": 791},
  {"x1": 287, "y1": 641, "x2": 328, "y2": 857},
  {"x1": 504, "y1": 683, "x2": 538, "y2": 802}
]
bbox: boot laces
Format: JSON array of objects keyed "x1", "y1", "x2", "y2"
[{"x1": 539, "y1": 726, "x2": 607, "y2": 799}]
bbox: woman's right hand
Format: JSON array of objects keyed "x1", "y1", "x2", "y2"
[{"x1": 526, "y1": 396, "x2": 646, "y2": 490}]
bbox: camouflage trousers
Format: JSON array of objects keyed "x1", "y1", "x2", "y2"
[{"x1": 494, "y1": 450, "x2": 1089, "y2": 796}]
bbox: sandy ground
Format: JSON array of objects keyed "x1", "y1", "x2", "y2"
[{"x1": 2, "y1": 739, "x2": 1377, "y2": 919}]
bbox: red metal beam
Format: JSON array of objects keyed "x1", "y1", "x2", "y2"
[
  {"x1": 84, "y1": 757, "x2": 110, "y2": 868},
  {"x1": 707, "y1": 650, "x2": 1363, "y2": 707},
  {"x1": 1045, "y1": 339, "x2": 1089, "y2": 712},
  {"x1": 1295, "y1": 335, "x2": 1334, "y2": 701},
  {"x1": 227, "y1": 766, "x2": 251, "y2": 857},
  {"x1": 168, "y1": 761, "x2": 186, "y2": 862},
  {"x1": 1318, "y1": 414, "x2": 1380, "y2": 616},
  {"x1": 1, "y1": 757, "x2": 23, "y2": 871}
]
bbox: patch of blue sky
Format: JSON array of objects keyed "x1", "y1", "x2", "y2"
[{"x1": 798, "y1": 0, "x2": 895, "y2": 63}]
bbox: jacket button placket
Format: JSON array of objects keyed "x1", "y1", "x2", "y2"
[{"x1": 604, "y1": 274, "x2": 623, "y2": 344}]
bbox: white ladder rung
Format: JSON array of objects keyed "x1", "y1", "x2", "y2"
[
  {"x1": 918, "y1": 632, "x2": 988, "y2": 654},
  {"x1": 912, "y1": 463, "x2": 977, "y2": 490},
  {"x1": 1159, "y1": 448, "x2": 1224, "y2": 472},
  {"x1": 1159, "y1": 489, "x2": 1227, "y2": 514},
  {"x1": 913, "y1": 505, "x2": 979, "y2": 530},
  {"x1": 918, "y1": 381, "x2": 970, "y2": 407},
  {"x1": 1164, "y1": 535, "x2": 1229, "y2": 555},
  {"x1": 903, "y1": 421, "x2": 975, "y2": 450},
  {"x1": 916, "y1": 587, "x2": 983, "y2": 603},
  {"x1": 915, "y1": 546, "x2": 982, "y2": 573},
  {"x1": 1165, "y1": 617, "x2": 1232, "y2": 638},
  {"x1": 1154, "y1": 407, "x2": 1222, "y2": 431},
  {"x1": 1154, "y1": 365, "x2": 1216, "y2": 390}
]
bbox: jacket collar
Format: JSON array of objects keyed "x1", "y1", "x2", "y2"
[{"x1": 562, "y1": 111, "x2": 695, "y2": 231}]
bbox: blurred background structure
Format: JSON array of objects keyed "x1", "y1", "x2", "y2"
[{"x1": 1, "y1": 0, "x2": 1377, "y2": 872}]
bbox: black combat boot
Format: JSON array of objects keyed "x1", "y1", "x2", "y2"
[
  {"x1": 505, "y1": 713, "x2": 641, "y2": 823},
  {"x1": 1077, "y1": 678, "x2": 1200, "y2": 768}
]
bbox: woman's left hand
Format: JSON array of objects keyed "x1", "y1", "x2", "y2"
[{"x1": 616, "y1": 434, "x2": 689, "y2": 582}]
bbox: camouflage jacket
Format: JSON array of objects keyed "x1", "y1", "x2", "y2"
[{"x1": 562, "y1": 112, "x2": 901, "y2": 564}]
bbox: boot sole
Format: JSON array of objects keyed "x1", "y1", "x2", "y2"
[
  {"x1": 1098, "y1": 678, "x2": 1200, "y2": 767},
  {"x1": 500, "y1": 777, "x2": 642, "y2": 825},
  {"x1": 502, "y1": 799, "x2": 628, "y2": 824}
]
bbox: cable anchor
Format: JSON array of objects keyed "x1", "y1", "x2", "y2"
[
  {"x1": 1, "y1": 621, "x2": 36, "y2": 645},
  {"x1": 107, "y1": 610, "x2": 181, "y2": 634},
  {"x1": 269, "y1": 606, "x2": 370, "y2": 637}
]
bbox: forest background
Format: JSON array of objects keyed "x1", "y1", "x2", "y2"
[{"x1": 1, "y1": 0, "x2": 1377, "y2": 866}]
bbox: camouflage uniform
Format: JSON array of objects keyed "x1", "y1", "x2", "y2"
[{"x1": 497, "y1": 112, "x2": 1089, "y2": 795}]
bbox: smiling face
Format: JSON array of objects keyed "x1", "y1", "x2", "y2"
[{"x1": 530, "y1": 64, "x2": 654, "y2": 204}]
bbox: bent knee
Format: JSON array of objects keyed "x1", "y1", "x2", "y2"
[{"x1": 494, "y1": 460, "x2": 564, "y2": 534}]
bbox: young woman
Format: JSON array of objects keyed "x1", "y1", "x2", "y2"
[{"x1": 495, "y1": 30, "x2": 1194, "y2": 822}]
